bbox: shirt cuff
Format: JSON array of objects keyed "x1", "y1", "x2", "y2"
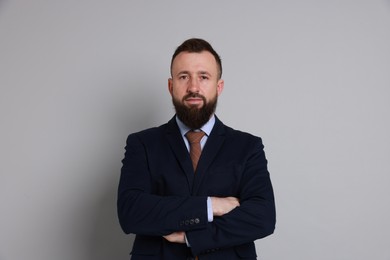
[
  {"x1": 185, "y1": 233, "x2": 190, "y2": 247},
  {"x1": 207, "y1": 196, "x2": 214, "y2": 222}
]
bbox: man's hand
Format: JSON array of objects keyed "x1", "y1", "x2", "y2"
[
  {"x1": 211, "y1": 196, "x2": 240, "y2": 216},
  {"x1": 163, "y1": 231, "x2": 186, "y2": 244}
]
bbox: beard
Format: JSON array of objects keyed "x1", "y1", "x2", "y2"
[{"x1": 172, "y1": 93, "x2": 218, "y2": 129}]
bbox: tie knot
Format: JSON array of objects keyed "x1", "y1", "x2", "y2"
[{"x1": 185, "y1": 130, "x2": 205, "y2": 144}]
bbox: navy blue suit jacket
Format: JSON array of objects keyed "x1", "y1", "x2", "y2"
[{"x1": 118, "y1": 116, "x2": 276, "y2": 259}]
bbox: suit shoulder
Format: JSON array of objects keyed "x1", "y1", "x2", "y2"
[
  {"x1": 220, "y1": 125, "x2": 267, "y2": 157},
  {"x1": 126, "y1": 122, "x2": 169, "y2": 142},
  {"x1": 223, "y1": 124, "x2": 263, "y2": 142}
]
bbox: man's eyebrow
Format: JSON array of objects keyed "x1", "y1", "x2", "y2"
[
  {"x1": 198, "y1": 71, "x2": 211, "y2": 76},
  {"x1": 176, "y1": 70, "x2": 190, "y2": 76},
  {"x1": 175, "y1": 70, "x2": 212, "y2": 77}
]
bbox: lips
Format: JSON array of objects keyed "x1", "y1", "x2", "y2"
[
  {"x1": 183, "y1": 94, "x2": 205, "y2": 101},
  {"x1": 185, "y1": 98, "x2": 203, "y2": 106},
  {"x1": 186, "y1": 97, "x2": 203, "y2": 102}
]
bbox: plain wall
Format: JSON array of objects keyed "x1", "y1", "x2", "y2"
[{"x1": 1, "y1": 1, "x2": 389, "y2": 259}]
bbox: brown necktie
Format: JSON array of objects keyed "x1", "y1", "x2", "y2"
[
  {"x1": 185, "y1": 130, "x2": 205, "y2": 171},
  {"x1": 185, "y1": 130, "x2": 205, "y2": 260}
]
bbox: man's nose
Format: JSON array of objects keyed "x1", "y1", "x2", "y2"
[{"x1": 187, "y1": 78, "x2": 200, "y2": 93}]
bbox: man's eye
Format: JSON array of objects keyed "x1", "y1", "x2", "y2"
[
  {"x1": 200, "y1": 76, "x2": 209, "y2": 80},
  {"x1": 179, "y1": 75, "x2": 188, "y2": 80}
]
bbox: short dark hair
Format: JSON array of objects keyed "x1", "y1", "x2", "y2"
[{"x1": 170, "y1": 38, "x2": 222, "y2": 79}]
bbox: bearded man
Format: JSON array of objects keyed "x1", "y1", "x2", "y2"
[{"x1": 117, "y1": 38, "x2": 276, "y2": 260}]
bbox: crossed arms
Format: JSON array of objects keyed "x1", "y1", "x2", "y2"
[{"x1": 117, "y1": 132, "x2": 276, "y2": 255}]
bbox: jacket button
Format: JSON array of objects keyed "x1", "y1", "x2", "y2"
[{"x1": 194, "y1": 218, "x2": 200, "y2": 224}]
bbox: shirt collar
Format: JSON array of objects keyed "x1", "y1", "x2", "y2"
[{"x1": 176, "y1": 114, "x2": 216, "y2": 137}]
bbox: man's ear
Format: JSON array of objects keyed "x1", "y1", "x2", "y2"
[
  {"x1": 168, "y1": 78, "x2": 173, "y2": 95},
  {"x1": 217, "y1": 79, "x2": 224, "y2": 96}
]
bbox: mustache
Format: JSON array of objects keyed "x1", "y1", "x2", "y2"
[{"x1": 182, "y1": 93, "x2": 206, "y2": 101}]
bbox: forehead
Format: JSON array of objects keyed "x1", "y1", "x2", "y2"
[{"x1": 171, "y1": 51, "x2": 218, "y2": 74}]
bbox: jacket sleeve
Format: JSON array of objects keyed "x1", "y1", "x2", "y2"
[
  {"x1": 117, "y1": 133, "x2": 208, "y2": 236},
  {"x1": 186, "y1": 137, "x2": 276, "y2": 255}
]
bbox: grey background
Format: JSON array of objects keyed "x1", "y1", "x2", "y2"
[{"x1": 1, "y1": 1, "x2": 389, "y2": 259}]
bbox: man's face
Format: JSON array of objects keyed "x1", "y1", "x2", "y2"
[
  {"x1": 169, "y1": 51, "x2": 224, "y2": 108},
  {"x1": 168, "y1": 51, "x2": 224, "y2": 128}
]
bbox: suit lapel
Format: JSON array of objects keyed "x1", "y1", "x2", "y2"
[
  {"x1": 164, "y1": 117, "x2": 194, "y2": 192},
  {"x1": 193, "y1": 117, "x2": 226, "y2": 194}
]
